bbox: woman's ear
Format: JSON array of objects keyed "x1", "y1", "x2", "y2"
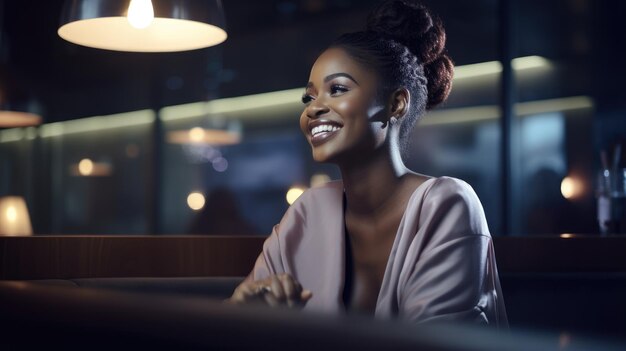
[{"x1": 388, "y1": 87, "x2": 410, "y2": 120}]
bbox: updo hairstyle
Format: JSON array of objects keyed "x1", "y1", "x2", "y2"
[{"x1": 329, "y1": 0, "x2": 454, "y2": 149}]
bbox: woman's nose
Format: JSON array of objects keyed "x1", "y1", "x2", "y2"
[{"x1": 306, "y1": 100, "x2": 330, "y2": 119}]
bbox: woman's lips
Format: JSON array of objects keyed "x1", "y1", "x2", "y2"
[{"x1": 310, "y1": 124, "x2": 342, "y2": 147}]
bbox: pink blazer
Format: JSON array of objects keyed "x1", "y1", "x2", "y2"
[{"x1": 249, "y1": 177, "x2": 508, "y2": 327}]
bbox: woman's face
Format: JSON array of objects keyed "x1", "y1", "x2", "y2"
[{"x1": 300, "y1": 47, "x2": 388, "y2": 164}]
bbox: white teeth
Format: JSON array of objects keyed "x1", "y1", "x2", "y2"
[{"x1": 312, "y1": 124, "x2": 341, "y2": 136}]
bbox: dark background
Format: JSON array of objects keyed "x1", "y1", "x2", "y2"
[
  {"x1": 2, "y1": 0, "x2": 614, "y2": 121},
  {"x1": 0, "y1": 0, "x2": 625, "y2": 235}
]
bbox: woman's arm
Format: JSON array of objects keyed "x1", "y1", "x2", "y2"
[{"x1": 398, "y1": 178, "x2": 507, "y2": 327}]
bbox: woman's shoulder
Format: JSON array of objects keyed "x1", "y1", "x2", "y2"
[
  {"x1": 291, "y1": 180, "x2": 344, "y2": 207},
  {"x1": 280, "y1": 180, "x2": 344, "y2": 224},
  {"x1": 418, "y1": 176, "x2": 481, "y2": 205},
  {"x1": 409, "y1": 175, "x2": 490, "y2": 237}
]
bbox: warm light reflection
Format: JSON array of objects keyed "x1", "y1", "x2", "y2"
[
  {"x1": 0, "y1": 111, "x2": 42, "y2": 128},
  {"x1": 188, "y1": 127, "x2": 206, "y2": 143},
  {"x1": 6, "y1": 206, "x2": 16, "y2": 222},
  {"x1": 127, "y1": 0, "x2": 154, "y2": 29},
  {"x1": 125, "y1": 144, "x2": 140, "y2": 158},
  {"x1": 310, "y1": 173, "x2": 331, "y2": 187},
  {"x1": 187, "y1": 192, "x2": 206, "y2": 211},
  {"x1": 561, "y1": 176, "x2": 583, "y2": 200},
  {"x1": 167, "y1": 128, "x2": 241, "y2": 145},
  {"x1": 71, "y1": 159, "x2": 113, "y2": 177},
  {"x1": 286, "y1": 186, "x2": 306, "y2": 205},
  {"x1": 560, "y1": 233, "x2": 575, "y2": 239},
  {"x1": 78, "y1": 158, "x2": 94, "y2": 176}
]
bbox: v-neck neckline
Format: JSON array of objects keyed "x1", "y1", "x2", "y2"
[{"x1": 337, "y1": 177, "x2": 437, "y2": 314}]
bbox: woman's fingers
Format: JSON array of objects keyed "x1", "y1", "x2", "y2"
[
  {"x1": 271, "y1": 275, "x2": 287, "y2": 302},
  {"x1": 230, "y1": 274, "x2": 311, "y2": 308},
  {"x1": 278, "y1": 274, "x2": 300, "y2": 307},
  {"x1": 301, "y1": 289, "x2": 313, "y2": 301},
  {"x1": 230, "y1": 281, "x2": 259, "y2": 304}
]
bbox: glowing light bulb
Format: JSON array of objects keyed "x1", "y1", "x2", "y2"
[
  {"x1": 189, "y1": 127, "x2": 205, "y2": 143},
  {"x1": 560, "y1": 176, "x2": 583, "y2": 200},
  {"x1": 187, "y1": 192, "x2": 206, "y2": 211},
  {"x1": 78, "y1": 158, "x2": 94, "y2": 176},
  {"x1": 6, "y1": 206, "x2": 17, "y2": 222},
  {"x1": 127, "y1": 0, "x2": 154, "y2": 29},
  {"x1": 286, "y1": 186, "x2": 306, "y2": 205}
]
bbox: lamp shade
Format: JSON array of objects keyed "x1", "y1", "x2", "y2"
[
  {"x1": 0, "y1": 196, "x2": 33, "y2": 236},
  {"x1": 58, "y1": 0, "x2": 227, "y2": 52}
]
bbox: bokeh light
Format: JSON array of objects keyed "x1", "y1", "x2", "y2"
[
  {"x1": 286, "y1": 186, "x2": 306, "y2": 205},
  {"x1": 188, "y1": 127, "x2": 205, "y2": 143},
  {"x1": 187, "y1": 192, "x2": 206, "y2": 211},
  {"x1": 560, "y1": 176, "x2": 583, "y2": 200},
  {"x1": 78, "y1": 158, "x2": 94, "y2": 176}
]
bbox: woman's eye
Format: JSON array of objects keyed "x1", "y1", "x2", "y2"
[
  {"x1": 330, "y1": 84, "x2": 349, "y2": 96},
  {"x1": 301, "y1": 94, "x2": 314, "y2": 104}
]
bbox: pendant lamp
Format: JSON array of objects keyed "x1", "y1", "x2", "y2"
[{"x1": 58, "y1": 0, "x2": 227, "y2": 52}]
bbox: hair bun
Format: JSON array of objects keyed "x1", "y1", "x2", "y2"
[
  {"x1": 366, "y1": 0, "x2": 453, "y2": 109},
  {"x1": 425, "y1": 54, "x2": 454, "y2": 109},
  {"x1": 366, "y1": 0, "x2": 444, "y2": 64}
]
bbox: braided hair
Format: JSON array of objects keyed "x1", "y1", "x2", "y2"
[{"x1": 329, "y1": 0, "x2": 454, "y2": 150}]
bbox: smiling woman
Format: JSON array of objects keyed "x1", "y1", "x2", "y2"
[{"x1": 228, "y1": 0, "x2": 508, "y2": 327}]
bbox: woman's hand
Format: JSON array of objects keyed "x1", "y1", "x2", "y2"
[{"x1": 229, "y1": 274, "x2": 313, "y2": 308}]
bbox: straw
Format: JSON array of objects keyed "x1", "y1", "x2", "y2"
[
  {"x1": 613, "y1": 144, "x2": 622, "y2": 169},
  {"x1": 601, "y1": 150, "x2": 609, "y2": 170}
]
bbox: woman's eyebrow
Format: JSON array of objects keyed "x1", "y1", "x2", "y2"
[
  {"x1": 305, "y1": 73, "x2": 359, "y2": 90},
  {"x1": 324, "y1": 72, "x2": 359, "y2": 85}
]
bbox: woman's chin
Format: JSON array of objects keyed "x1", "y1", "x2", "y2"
[{"x1": 311, "y1": 149, "x2": 337, "y2": 164}]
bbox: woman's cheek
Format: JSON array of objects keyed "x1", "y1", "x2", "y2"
[{"x1": 299, "y1": 113, "x2": 309, "y2": 136}]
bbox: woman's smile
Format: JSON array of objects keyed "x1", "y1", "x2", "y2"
[{"x1": 309, "y1": 119, "x2": 343, "y2": 146}]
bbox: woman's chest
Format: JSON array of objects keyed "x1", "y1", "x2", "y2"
[{"x1": 344, "y1": 218, "x2": 400, "y2": 313}]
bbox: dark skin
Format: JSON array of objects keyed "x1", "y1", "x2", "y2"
[{"x1": 229, "y1": 48, "x2": 429, "y2": 313}]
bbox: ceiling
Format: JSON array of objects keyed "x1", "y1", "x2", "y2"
[{"x1": 0, "y1": 0, "x2": 588, "y2": 125}]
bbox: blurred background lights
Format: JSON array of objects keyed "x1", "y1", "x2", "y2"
[
  {"x1": 72, "y1": 159, "x2": 113, "y2": 177},
  {"x1": 560, "y1": 176, "x2": 584, "y2": 200},
  {"x1": 286, "y1": 186, "x2": 306, "y2": 205},
  {"x1": 188, "y1": 127, "x2": 206, "y2": 143},
  {"x1": 78, "y1": 158, "x2": 94, "y2": 176},
  {"x1": 187, "y1": 192, "x2": 206, "y2": 211},
  {"x1": 212, "y1": 157, "x2": 228, "y2": 172},
  {"x1": 125, "y1": 144, "x2": 140, "y2": 158}
]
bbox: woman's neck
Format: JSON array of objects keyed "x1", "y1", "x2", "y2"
[{"x1": 339, "y1": 134, "x2": 408, "y2": 216}]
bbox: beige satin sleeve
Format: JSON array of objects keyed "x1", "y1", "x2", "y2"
[{"x1": 397, "y1": 178, "x2": 508, "y2": 327}]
